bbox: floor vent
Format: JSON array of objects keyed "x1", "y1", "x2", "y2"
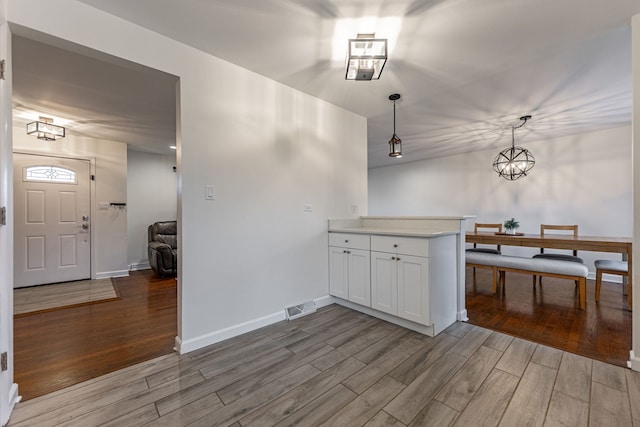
[{"x1": 285, "y1": 301, "x2": 316, "y2": 321}]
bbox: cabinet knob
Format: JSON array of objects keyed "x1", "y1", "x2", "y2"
[
  {"x1": 345, "y1": 240, "x2": 349, "y2": 243},
  {"x1": 393, "y1": 244, "x2": 398, "y2": 248},
  {"x1": 391, "y1": 256, "x2": 396, "y2": 260},
  {"x1": 396, "y1": 257, "x2": 401, "y2": 261},
  {"x1": 343, "y1": 250, "x2": 347, "y2": 253}
]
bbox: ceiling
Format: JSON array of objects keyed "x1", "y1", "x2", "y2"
[
  {"x1": 12, "y1": 0, "x2": 640, "y2": 167},
  {"x1": 12, "y1": 34, "x2": 179, "y2": 155}
]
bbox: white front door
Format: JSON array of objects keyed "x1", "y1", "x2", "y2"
[{"x1": 13, "y1": 154, "x2": 91, "y2": 287}]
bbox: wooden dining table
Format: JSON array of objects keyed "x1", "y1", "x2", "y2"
[{"x1": 465, "y1": 231, "x2": 633, "y2": 296}]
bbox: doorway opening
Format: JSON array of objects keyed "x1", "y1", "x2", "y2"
[{"x1": 10, "y1": 30, "x2": 180, "y2": 399}]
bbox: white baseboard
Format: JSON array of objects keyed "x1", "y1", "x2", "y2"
[
  {"x1": 629, "y1": 350, "x2": 640, "y2": 371},
  {"x1": 129, "y1": 262, "x2": 150, "y2": 271},
  {"x1": 95, "y1": 270, "x2": 129, "y2": 280},
  {"x1": 457, "y1": 309, "x2": 469, "y2": 322},
  {"x1": 175, "y1": 295, "x2": 335, "y2": 355},
  {"x1": 2, "y1": 383, "x2": 20, "y2": 426},
  {"x1": 314, "y1": 295, "x2": 336, "y2": 309},
  {"x1": 176, "y1": 311, "x2": 286, "y2": 354}
]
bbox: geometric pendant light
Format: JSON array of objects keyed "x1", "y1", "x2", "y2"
[
  {"x1": 492, "y1": 115, "x2": 535, "y2": 180},
  {"x1": 388, "y1": 94, "x2": 402, "y2": 158},
  {"x1": 345, "y1": 34, "x2": 388, "y2": 81},
  {"x1": 26, "y1": 116, "x2": 65, "y2": 141}
]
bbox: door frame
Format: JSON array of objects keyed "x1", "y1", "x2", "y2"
[{"x1": 13, "y1": 151, "x2": 97, "y2": 281}]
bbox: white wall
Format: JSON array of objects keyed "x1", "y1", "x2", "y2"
[
  {"x1": 126, "y1": 149, "x2": 177, "y2": 269},
  {"x1": 369, "y1": 125, "x2": 632, "y2": 272},
  {"x1": 7, "y1": 0, "x2": 368, "y2": 353},
  {"x1": 13, "y1": 129, "x2": 129, "y2": 278}
]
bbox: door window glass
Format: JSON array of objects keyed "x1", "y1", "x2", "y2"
[{"x1": 24, "y1": 166, "x2": 77, "y2": 184}]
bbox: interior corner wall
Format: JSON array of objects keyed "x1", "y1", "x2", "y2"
[
  {"x1": 12, "y1": 129, "x2": 129, "y2": 278},
  {"x1": 631, "y1": 12, "x2": 640, "y2": 371},
  {"x1": 7, "y1": 0, "x2": 368, "y2": 352},
  {"x1": 126, "y1": 149, "x2": 177, "y2": 269},
  {"x1": 369, "y1": 125, "x2": 632, "y2": 272}
]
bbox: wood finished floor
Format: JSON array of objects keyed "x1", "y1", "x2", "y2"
[
  {"x1": 13, "y1": 270, "x2": 177, "y2": 400},
  {"x1": 466, "y1": 267, "x2": 632, "y2": 367},
  {"x1": 9, "y1": 304, "x2": 640, "y2": 426}
]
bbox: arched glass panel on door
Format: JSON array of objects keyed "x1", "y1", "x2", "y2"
[{"x1": 23, "y1": 165, "x2": 77, "y2": 184}]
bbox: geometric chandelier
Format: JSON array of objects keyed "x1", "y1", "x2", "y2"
[
  {"x1": 492, "y1": 115, "x2": 535, "y2": 180},
  {"x1": 26, "y1": 116, "x2": 65, "y2": 141}
]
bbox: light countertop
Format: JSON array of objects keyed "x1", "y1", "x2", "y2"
[{"x1": 328, "y1": 227, "x2": 458, "y2": 237}]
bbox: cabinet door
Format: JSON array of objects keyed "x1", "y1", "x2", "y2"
[
  {"x1": 397, "y1": 255, "x2": 430, "y2": 325},
  {"x1": 348, "y1": 248, "x2": 371, "y2": 307},
  {"x1": 329, "y1": 246, "x2": 348, "y2": 299},
  {"x1": 371, "y1": 251, "x2": 397, "y2": 315}
]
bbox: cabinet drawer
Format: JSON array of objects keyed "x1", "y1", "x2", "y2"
[
  {"x1": 329, "y1": 233, "x2": 370, "y2": 250},
  {"x1": 371, "y1": 235, "x2": 429, "y2": 257}
]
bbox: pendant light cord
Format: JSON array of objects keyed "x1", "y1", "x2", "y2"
[
  {"x1": 511, "y1": 115, "x2": 530, "y2": 148},
  {"x1": 393, "y1": 100, "x2": 397, "y2": 135}
]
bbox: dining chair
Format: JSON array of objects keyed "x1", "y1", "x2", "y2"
[
  {"x1": 533, "y1": 224, "x2": 584, "y2": 286},
  {"x1": 467, "y1": 223, "x2": 502, "y2": 280},
  {"x1": 595, "y1": 259, "x2": 631, "y2": 311},
  {"x1": 466, "y1": 223, "x2": 502, "y2": 254}
]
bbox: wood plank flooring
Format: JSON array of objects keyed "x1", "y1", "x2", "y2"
[
  {"x1": 13, "y1": 270, "x2": 177, "y2": 400},
  {"x1": 14, "y1": 278, "x2": 119, "y2": 316},
  {"x1": 465, "y1": 267, "x2": 632, "y2": 367},
  {"x1": 8, "y1": 304, "x2": 640, "y2": 426}
]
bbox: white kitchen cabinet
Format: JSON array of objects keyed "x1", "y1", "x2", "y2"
[
  {"x1": 329, "y1": 246, "x2": 348, "y2": 300},
  {"x1": 371, "y1": 236, "x2": 429, "y2": 325},
  {"x1": 397, "y1": 254, "x2": 429, "y2": 324},
  {"x1": 329, "y1": 229, "x2": 457, "y2": 336},
  {"x1": 371, "y1": 251, "x2": 397, "y2": 315},
  {"x1": 329, "y1": 233, "x2": 371, "y2": 307}
]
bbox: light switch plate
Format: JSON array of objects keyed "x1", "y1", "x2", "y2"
[
  {"x1": 205, "y1": 185, "x2": 215, "y2": 200},
  {"x1": 303, "y1": 203, "x2": 313, "y2": 212}
]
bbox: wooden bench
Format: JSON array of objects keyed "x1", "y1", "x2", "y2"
[{"x1": 466, "y1": 252, "x2": 589, "y2": 309}]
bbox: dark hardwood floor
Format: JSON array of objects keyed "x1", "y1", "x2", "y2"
[
  {"x1": 465, "y1": 267, "x2": 632, "y2": 367},
  {"x1": 14, "y1": 270, "x2": 177, "y2": 400}
]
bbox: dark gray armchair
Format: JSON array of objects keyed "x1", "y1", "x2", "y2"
[{"x1": 148, "y1": 221, "x2": 177, "y2": 277}]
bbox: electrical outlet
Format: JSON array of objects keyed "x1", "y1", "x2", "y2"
[
  {"x1": 99, "y1": 202, "x2": 109, "y2": 210},
  {"x1": 303, "y1": 203, "x2": 313, "y2": 212},
  {"x1": 351, "y1": 204, "x2": 359, "y2": 214}
]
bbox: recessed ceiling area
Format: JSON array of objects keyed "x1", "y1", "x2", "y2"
[
  {"x1": 11, "y1": 32, "x2": 178, "y2": 155},
  {"x1": 13, "y1": 0, "x2": 640, "y2": 167}
]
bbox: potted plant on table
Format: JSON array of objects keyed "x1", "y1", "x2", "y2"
[{"x1": 504, "y1": 218, "x2": 520, "y2": 235}]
